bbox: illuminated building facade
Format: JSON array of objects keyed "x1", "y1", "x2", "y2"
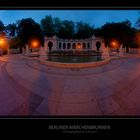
[{"x1": 44, "y1": 35, "x2": 104, "y2": 52}]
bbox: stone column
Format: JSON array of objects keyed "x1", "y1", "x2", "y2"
[
  {"x1": 39, "y1": 46, "x2": 48, "y2": 60},
  {"x1": 102, "y1": 46, "x2": 110, "y2": 60},
  {"x1": 25, "y1": 45, "x2": 30, "y2": 56}
]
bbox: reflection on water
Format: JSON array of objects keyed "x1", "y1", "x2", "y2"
[{"x1": 47, "y1": 55, "x2": 102, "y2": 63}]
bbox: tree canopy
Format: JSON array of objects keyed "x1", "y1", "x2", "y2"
[
  {"x1": 5, "y1": 23, "x2": 17, "y2": 37},
  {"x1": 97, "y1": 20, "x2": 136, "y2": 48},
  {"x1": 75, "y1": 21, "x2": 94, "y2": 39},
  {"x1": 0, "y1": 21, "x2": 5, "y2": 33},
  {"x1": 0, "y1": 14, "x2": 140, "y2": 50},
  {"x1": 16, "y1": 18, "x2": 44, "y2": 46},
  {"x1": 40, "y1": 15, "x2": 94, "y2": 39}
]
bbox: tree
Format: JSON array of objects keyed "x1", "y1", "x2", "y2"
[
  {"x1": 93, "y1": 27, "x2": 102, "y2": 37},
  {"x1": 75, "y1": 22, "x2": 94, "y2": 39},
  {"x1": 9, "y1": 37, "x2": 22, "y2": 49},
  {"x1": 133, "y1": 14, "x2": 140, "y2": 48},
  {"x1": 53, "y1": 17, "x2": 62, "y2": 36},
  {"x1": 99, "y1": 20, "x2": 135, "y2": 52},
  {"x1": 17, "y1": 18, "x2": 44, "y2": 47},
  {"x1": 57, "y1": 20, "x2": 75, "y2": 39},
  {"x1": 0, "y1": 21, "x2": 5, "y2": 33},
  {"x1": 40, "y1": 16, "x2": 95, "y2": 39},
  {"x1": 6, "y1": 23, "x2": 17, "y2": 37},
  {"x1": 40, "y1": 15, "x2": 55, "y2": 37}
]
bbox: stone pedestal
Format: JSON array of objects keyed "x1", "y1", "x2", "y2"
[
  {"x1": 22, "y1": 47, "x2": 25, "y2": 55},
  {"x1": 39, "y1": 47, "x2": 48, "y2": 60},
  {"x1": 119, "y1": 45, "x2": 123, "y2": 57},
  {"x1": 25, "y1": 45, "x2": 30, "y2": 56},
  {"x1": 102, "y1": 46, "x2": 110, "y2": 60}
]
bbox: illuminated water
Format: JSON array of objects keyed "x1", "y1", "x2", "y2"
[{"x1": 47, "y1": 55, "x2": 102, "y2": 63}]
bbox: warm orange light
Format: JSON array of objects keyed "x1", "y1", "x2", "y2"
[
  {"x1": 0, "y1": 39, "x2": 4, "y2": 45},
  {"x1": 0, "y1": 40, "x2": 3, "y2": 44},
  {"x1": 77, "y1": 44, "x2": 81, "y2": 49},
  {"x1": 111, "y1": 40, "x2": 118, "y2": 48},
  {"x1": 31, "y1": 40, "x2": 39, "y2": 48},
  {"x1": 112, "y1": 42, "x2": 116, "y2": 46},
  {"x1": 78, "y1": 45, "x2": 81, "y2": 49},
  {"x1": 0, "y1": 38, "x2": 7, "y2": 49},
  {"x1": 135, "y1": 32, "x2": 140, "y2": 46}
]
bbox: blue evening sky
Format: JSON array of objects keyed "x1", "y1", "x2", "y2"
[{"x1": 0, "y1": 10, "x2": 139, "y2": 28}]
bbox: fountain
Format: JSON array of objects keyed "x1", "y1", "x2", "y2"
[{"x1": 43, "y1": 49, "x2": 110, "y2": 68}]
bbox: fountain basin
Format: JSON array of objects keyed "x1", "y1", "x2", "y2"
[{"x1": 40, "y1": 58, "x2": 110, "y2": 69}]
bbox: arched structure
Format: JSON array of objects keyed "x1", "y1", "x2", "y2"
[{"x1": 44, "y1": 35, "x2": 104, "y2": 52}]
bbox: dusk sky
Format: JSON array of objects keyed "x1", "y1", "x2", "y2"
[{"x1": 0, "y1": 10, "x2": 139, "y2": 28}]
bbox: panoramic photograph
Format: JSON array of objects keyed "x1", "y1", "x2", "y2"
[{"x1": 0, "y1": 10, "x2": 140, "y2": 116}]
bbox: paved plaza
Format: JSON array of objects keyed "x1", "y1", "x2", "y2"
[{"x1": 0, "y1": 54, "x2": 140, "y2": 116}]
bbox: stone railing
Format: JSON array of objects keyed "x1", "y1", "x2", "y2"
[{"x1": 9, "y1": 49, "x2": 19, "y2": 54}]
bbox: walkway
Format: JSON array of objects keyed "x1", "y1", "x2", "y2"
[{"x1": 0, "y1": 54, "x2": 140, "y2": 116}]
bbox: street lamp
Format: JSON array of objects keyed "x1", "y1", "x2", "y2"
[
  {"x1": 0, "y1": 38, "x2": 7, "y2": 49},
  {"x1": 31, "y1": 40, "x2": 40, "y2": 48},
  {"x1": 111, "y1": 40, "x2": 118, "y2": 48},
  {"x1": 0, "y1": 37, "x2": 7, "y2": 55},
  {"x1": 112, "y1": 41, "x2": 116, "y2": 47},
  {"x1": 111, "y1": 40, "x2": 120, "y2": 52},
  {"x1": 0, "y1": 40, "x2": 4, "y2": 45},
  {"x1": 28, "y1": 39, "x2": 40, "y2": 55}
]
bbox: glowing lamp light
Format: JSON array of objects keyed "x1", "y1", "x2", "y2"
[
  {"x1": 112, "y1": 42, "x2": 116, "y2": 46},
  {"x1": 111, "y1": 40, "x2": 118, "y2": 48},
  {"x1": 31, "y1": 40, "x2": 39, "y2": 48},
  {"x1": 78, "y1": 45, "x2": 81, "y2": 49},
  {"x1": 0, "y1": 40, "x2": 4, "y2": 45},
  {"x1": 77, "y1": 44, "x2": 81, "y2": 49},
  {"x1": 0, "y1": 38, "x2": 7, "y2": 50},
  {"x1": 33, "y1": 42, "x2": 37, "y2": 47}
]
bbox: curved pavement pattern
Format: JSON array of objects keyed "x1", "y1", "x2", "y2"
[{"x1": 0, "y1": 54, "x2": 140, "y2": 116}]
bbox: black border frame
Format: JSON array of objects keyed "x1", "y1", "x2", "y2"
[{"x1": 0, "y1": 1, "x2": 140, "y2": 136}]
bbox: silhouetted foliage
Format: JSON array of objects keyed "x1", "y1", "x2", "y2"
[
  {"x1": 6, "y1": 23, "x2": 17, "y2": 37},
  {"x1": 40, "y1": 15, "x2": 55, "y2": 37},
  {"x1": 40, "y1": 16, "x2": 94, "y2": 39},
  {"x1": 17, "y1": 18, "x2": 44, "y2": 46},
  {"x1": 98, "y1": 20, "x2": 136, "y2": 51},
  {"x1": 57, "y1": 20, "x2": 75, "y2": 39},
  {"x1": 75, "y1": 21, "x2": 94, "y2": 39},
  {"x1": 0, "y1": 21, "x2": 5, "y2": 33},
  {"x1": 9, "y1": 37, "x2": 22, "y2": 49}
]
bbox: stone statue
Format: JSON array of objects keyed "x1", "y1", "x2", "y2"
[
  {"x1": 39, "y1": 46, "x2": 48, "y2": 60},
  {"x1": 119, "y1": 45, "x2": 123, "y2": 57},
  {"x1": 102, "y1": 46, "x2": 110, "y2": 60},
  {"x1": 25, "y1": 45, "x2": 30, "y2": 56}
]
